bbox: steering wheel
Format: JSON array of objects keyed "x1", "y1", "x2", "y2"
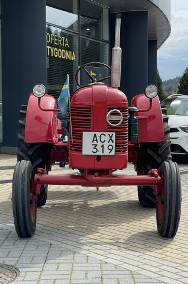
[{"x1": 75, "y1": 62, "x2": 111, "y2": 88}]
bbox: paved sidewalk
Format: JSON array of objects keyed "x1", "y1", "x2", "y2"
[{"x1": 0, "y1": 154, "x2": 188, "y2": 284}]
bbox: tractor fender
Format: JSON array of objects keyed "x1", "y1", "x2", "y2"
[
  {"x1": 131, "y1": 94, "x2": 164, "y2": 142},
  {"x1": 25, "y1": 93, "x2": 59, "y2": 143}
]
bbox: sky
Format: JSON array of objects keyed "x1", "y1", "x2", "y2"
[{"x1": 157, "y1": 0, "x2": 188, "y2": 81}]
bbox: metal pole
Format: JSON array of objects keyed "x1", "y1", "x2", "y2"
[{"x1": 111, "y1": 15, "x2": 122, "y2": 88}]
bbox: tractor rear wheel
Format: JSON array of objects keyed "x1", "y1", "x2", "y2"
[
  {"x1": 138, "y1": 115, "x2": 171, "y2": 207},
  {"x1": 12, "y1": 160, "x2": 37, "y2": 238},
  {"x1": 37, "y1": 185, "x2": 48, "y2": 207},
  {"x1": 156, "y1": 160, "x2": 181, "y2": 238},
  {"x1": 17, "y1": 105, "x2": 50, "y2": 207}
]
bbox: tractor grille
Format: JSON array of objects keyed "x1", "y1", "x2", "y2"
[
  {"x1": 70, "y1": 106, "x2": 92, "y2": 152},
  {"x1": 70, "y1": 106, "x2": 128, "y2": 153},
  {"x1": 107, "y1": 108, "x2": 129, "y2": 153}
]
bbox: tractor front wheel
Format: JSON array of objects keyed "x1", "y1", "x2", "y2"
[
  {"x1": 156, "y1": 160, "x2": 181, "y2": 238},
  {"x1": 12, "y1": 160, "x2": 37, "y2": 238},
  {"x1": 137, "y1": 115, "x2": 171, "y2": 208},
  {"x1": 17, "y1": 105, "x2": 51, "y2": 207}
]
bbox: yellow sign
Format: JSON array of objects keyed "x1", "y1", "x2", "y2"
[
  {"x1": 46, "y1": 32, "x2": 76, "y2": 61},
  {"x1": 89, "y1": 70, "x2": 96, "y2": 78}
]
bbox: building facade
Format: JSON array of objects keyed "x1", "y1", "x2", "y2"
[{"x1": 0, "y1": 0, "x2": 170, "y2": 153}]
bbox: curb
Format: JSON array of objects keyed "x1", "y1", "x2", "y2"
[
  {"x1": 180, "y1": 170, "x2": 188, "y2": 175},
  {"x1": 0, "y1": 179, "x2": 12, "y2": 184},
  {"x1": 0, "y1": 166, "x2": 15, "y2": 170}
]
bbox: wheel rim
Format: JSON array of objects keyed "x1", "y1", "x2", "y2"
[{"x1": 29, "y1": 175, "x2": 36, "y2": 223}]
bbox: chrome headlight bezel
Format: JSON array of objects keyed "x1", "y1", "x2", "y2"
[
  {"x1": 33, "y1": 84, "x2": 46, "y2": 98},
  {"x1": 145, "y1": 85, "x2": 158, "y2": 99}
]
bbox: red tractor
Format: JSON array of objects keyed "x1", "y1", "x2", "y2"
[{"x1": 12, "y1": 17, "x2": 181, "y2": 239}]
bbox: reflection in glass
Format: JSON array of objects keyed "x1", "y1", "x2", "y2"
[
  {"x1": 46, "y1": 0, "x2": 109, "y2": 99},
  {"x1": 81, "y1": 37, "x2": 109, "y2": 65},
  {"x1": 46, "y1": 25, "x2": 78, "y2": 97},
  {"x1": 161, "y1": 97, "x2": 188, "y2": 116},
  {"x1": 0, "y1": 102, "x2": 2, "y2": 143},
  {"x1": 80, "y1": 0, "x2": 109, "y2": 40},
  {"x1": 46, "y1": 6, "x2": 78, "y2": 31},
  {"x1": 81, "y1": 16, "x2": 99, "y2": 39},
  {"x1": 0, "y1": 18, "x2": 2, "y2": 143}
]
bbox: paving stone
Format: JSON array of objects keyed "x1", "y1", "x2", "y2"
[
  {"x1": 41, "y1": 270, "x2": 70, "y2": 276},
  {"x1": 40, "y1": 274, "x2": 70, "y2": 280},
  {"x1": 43, "y1": 263, "x2": 58, "y2": 271},
  {"x1": 177, "y1": 279, "x2": 188, "y2": 284},
  {"x1": 13, "y1": 282, "x2": 38, "y2": 284},
  {"x1": 17, "y1": 257, "x2": 33, "y2": 264},
  {"x1": 156, "y1": 277, "x2": 186, "y2": 284},
  {"x1": 24, "y1": 271, "x2": 41, "y2": 281},
  {"x1": 118, "y1": 279, "x2": 135, "y2": 284},
  {"x1": 102, "y1": 279, "x2": 118, "y2": 284},
  {"x1": 55, "y1": 281, "x2": 70, "y2": 284},
  {"x1": 71, "y1": 270, "x2": 87, "y2": 279},
  {"x1": 71, "y1": 280, "x2": 101, "y2": 284},
  {"x1": 87, "y1": 270, "x2": 102, "y2": 279},
  {"x1": 1, "y1": 155, "x2": 188, "y2": 284},
  {"x1": 73, "y1": 264, "x2": 100, "y2": 270},
  {"x1": 39, "y1": 281, "x2": 55, "y2": 284}
]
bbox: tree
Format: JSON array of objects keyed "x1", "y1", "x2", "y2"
[
  {"x1": 178, "y1": 67, "x2": 188, "y2": 95},
  {"x1": 164, "y1": 86, "x2": 174, "y2": 97},
  {"x1": 157, "y1": 70, "x2": 165, "y2": 101}
]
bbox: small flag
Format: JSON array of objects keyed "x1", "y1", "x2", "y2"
[{"x1": 58, "y1": 75, "x2": 70, "y2": 116}]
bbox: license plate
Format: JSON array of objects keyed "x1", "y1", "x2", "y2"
[{"x1": 82, "y1": 132, "x2": 115, "y2": 155}]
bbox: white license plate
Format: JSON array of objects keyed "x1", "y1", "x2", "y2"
[{"x1": 82, "y1": 132, "x2": 115, "y2": 155}]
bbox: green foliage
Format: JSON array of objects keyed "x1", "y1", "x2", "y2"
[
  {"x1": 157, "y1": 70, "x2": 165, "y2": 101},
  {"x1": 162, "y1": 77, "x2": 180, "y2": 96},
  {"x1": 178, "y1": 67, "x2": 188, "y2": 95}
]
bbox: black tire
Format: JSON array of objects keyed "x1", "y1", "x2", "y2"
[
  {"x1": 17, "y1": 105, "x2": 51, "y2": 207},
  {"x1": 157, "y1": 160, "x2": 181, "y2": 238},
  {"x1": 138, "y1": 186, "x2": 156, "y2": 208},
  {"x1": 12, "y1": 160, "x2": 37, "y2": 238},
  {"x1": 37, "y1": 185, "x2": 48, "y2": 207},
  {"x1": 138, "y1": 115, "x2": 171, "y2": 207}
]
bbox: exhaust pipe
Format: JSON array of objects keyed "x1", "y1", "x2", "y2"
[{"x1": 111, "y1": 15, "x2": 122, "y2": 88}]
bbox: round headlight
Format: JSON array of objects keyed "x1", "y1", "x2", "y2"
[
  {"x1": 33, "y1": 84, "x2": 46, "y2": 98},
  {"x1": 145, "y1": 85, "x2": 158, "y2": 99}
]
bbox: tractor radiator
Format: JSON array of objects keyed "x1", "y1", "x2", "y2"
[
  {"x1": 70, "y1": 106, "x2": 128, "y2": 154},
  {"x1": 107, "y1": 107, "x2": 128, "y2": 153},
  {"x1": 70, "y1": 106, "x2": 92, "y2": 152}
]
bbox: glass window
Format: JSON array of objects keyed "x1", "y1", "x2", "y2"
[
  {"x1": 161, "y1": 97, "x2": 188, "y2": 116},
  {"x1": 81, "y1": 16, "x2": 100, "y2": 39},
  {"x1": 46, "y1": 1, "x2": 78, "y2": 31},
  {"x1": 81, "y1": 37, "x2": 109, "y2": 64},
  {"x1": 0, "y1": 6, "x2": 2, "y2": 143},
  {"x1": 0, "y1": 102, "x2": 2, "y2": 143},
  {"x1": 46, "y1": 0, "x2": 109, "y2": 96},
  {"x1": 80, "y1": 0, "x2": 109, "y2": 40},
  {"x1": 47, "y1": 25, "x2": 78, "y2": 97},
  {"x1": 80, "y1": 37, "x2": 109, "y2": 86}
]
